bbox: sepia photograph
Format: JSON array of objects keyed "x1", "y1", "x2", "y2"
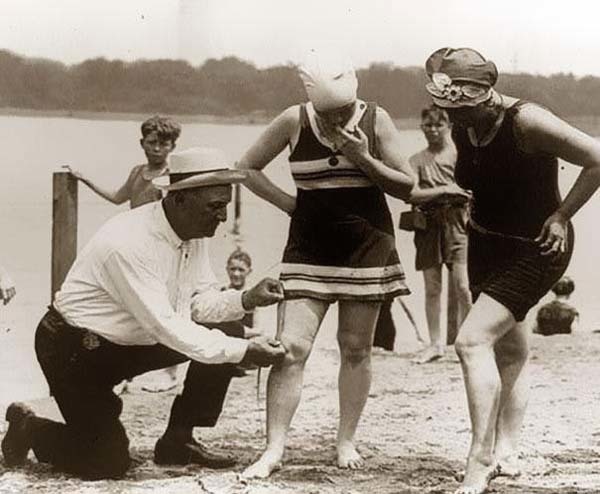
[{"x1": 0, "y1": 1, "x2": 599, "y2": 492}]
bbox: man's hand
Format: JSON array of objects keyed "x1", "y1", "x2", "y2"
[
  {"x1": 242, "y1": 278, "x2": 284, "y2": 310},
  {"x1": 240, "y1": 336, "x2": 286, "y2": 367}
]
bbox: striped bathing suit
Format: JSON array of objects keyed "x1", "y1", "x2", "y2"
[{"x1": 279, "y1": 101, "x2": 410, "y2": 302}]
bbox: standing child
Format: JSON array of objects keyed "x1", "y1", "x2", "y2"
[
  {"x1": 407, "y1": 106, "x2": 472, "y2": 363},
  {"x1": 66, "y1": 115, "x2": 181, "y2": 392},
  {"x1": 216, "y1": 248, "x2": 260, "y2": 339},
  {"x1": 66, "y1": 115, "x2": 181, "y2": 208}
]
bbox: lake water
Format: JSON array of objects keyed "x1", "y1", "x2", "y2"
[{"x1": 0, "y1": 115, "x2": 598, "y2": 405}]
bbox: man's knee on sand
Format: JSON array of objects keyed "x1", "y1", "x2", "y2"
[
  {"x1": 42, "y1": 423, "x2": 131, "y2": 480},
  {"x1": 78, "y1": 447, "x2": 131, "y2": 480},
  {"x1": 82, "y1": 422, "x2": 131, "y2": 479}
]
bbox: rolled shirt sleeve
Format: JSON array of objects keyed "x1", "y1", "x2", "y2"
[
  {"x1": 189, "y1": 241, "x2": 247, "y2": 323},
  {"x1": 102, "y1": 249, "x2": 249, "y2": 364}
]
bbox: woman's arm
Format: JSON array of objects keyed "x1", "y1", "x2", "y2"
[
  {"x1": 64, "y1": 165, "x2": 131, "y2": 205},
  {"x1": 517, "y1": 104, "x2": 600, "y2": 254},
  {"x1": 337, "y1": 108, "x2": 414, "y2": 200},
  {"x1": 409, "y1": 183, "x2": 471, "y2": 204},
  {"x1": 236, "y1": 107, "x2": 298, "y2": 215}
]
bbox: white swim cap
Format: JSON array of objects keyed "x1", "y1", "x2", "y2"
[{"x1": 298, "y1": 48, "x2": 358, "y2": 112}]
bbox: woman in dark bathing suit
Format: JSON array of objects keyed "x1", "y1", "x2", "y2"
[{"x1": 424, "y1": 47, "x2": 600, "y2": 494}]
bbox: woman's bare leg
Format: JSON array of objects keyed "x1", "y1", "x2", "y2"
[
  {"x1": 242, "y1": 298, "x2": 328, "y2": 479},
  {"x1": 493, "y1": 321, "x2": 530, "y2": 477},
  {"x1": 454, "y1": 294, "x2": 516, "y2": 494},
  {"x1": 336, "y1": 300, "x2": 381, "y2": 469}
]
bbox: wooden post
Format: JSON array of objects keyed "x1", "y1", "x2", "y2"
[
  {"x1": 232, "y1": 183, "x2": 241, "y2": 236},
  {"x1": 51, "y1": 172, "x2": 78, "y2": 302}
]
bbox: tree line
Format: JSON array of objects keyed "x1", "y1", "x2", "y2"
[{"x1": 2, "y1": 49, "x2": 600, "y2": 119}]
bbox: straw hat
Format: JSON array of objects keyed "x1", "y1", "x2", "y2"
[{"x1": 153, "y1": 147, "x2": 247, "y2": 191}]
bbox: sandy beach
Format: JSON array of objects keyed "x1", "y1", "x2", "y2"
[
  {"x1": 1, "y1": 315, "x2": 599, "y2": 493},
  {"x1": 0, "y1": 115, "x2": 598, "y2": 493},
  {"x1": 4, "y1": 0, "x2": 600, "y2": 491}
]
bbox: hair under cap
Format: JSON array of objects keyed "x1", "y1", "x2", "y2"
[{"x1": 298, "y1": 47, "x2": 358, "y2": 111}]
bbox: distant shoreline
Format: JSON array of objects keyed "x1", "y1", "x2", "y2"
[{"x1": 1, "y1": 107, "x2": 599, "y2": 134}]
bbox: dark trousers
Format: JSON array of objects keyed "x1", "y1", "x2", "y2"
[
  {"x1": 373, "y1": 300, "x2": 396, "y2": 351},
  {"x1": 30, "y1": 308, "x2": 238, "y2": 479}
]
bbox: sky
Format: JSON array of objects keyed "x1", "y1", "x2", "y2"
[{"x1": 2, "y1": 0, "x2": 600, "y2": 76}]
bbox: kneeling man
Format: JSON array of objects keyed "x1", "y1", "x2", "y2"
[{"x1": 1, "y1": 147, "x2": 286, "y2": 479}]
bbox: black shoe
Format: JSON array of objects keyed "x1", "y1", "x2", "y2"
[
  {"x1": 154, "y1": 435, "x2": 237, "y2": 468},
  {"x1": 2, "y1": 402, "x2": 35, "y2": 467}
]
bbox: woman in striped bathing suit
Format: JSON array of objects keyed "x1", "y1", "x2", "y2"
[{"x1": 237, "y1": 50, "x2": 414, "y2": 478}]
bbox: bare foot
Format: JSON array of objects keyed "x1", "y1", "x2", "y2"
[
  {"x1": 241, "y1": 451, "x2": 282, "y2": 479},
  {"x1": 454, "y1": 459, "x2": 497, "y2": 494},
  {"x1": 412, "y1": 345, "x2": 445, "y2": 364},
  {"x1": 496, "y1": 455, "x2": 522, "y2": 478},
  {"x1": 337, "y1": 442, "x2": 364, "y2": 469}
]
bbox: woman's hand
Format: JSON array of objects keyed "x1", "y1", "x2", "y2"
[
  {"x1": 337, "y1": 126, "x2": 371, "y2": 166},
  {"x1": 535, "y1": 212, "x2": 569, "y2": 256}
]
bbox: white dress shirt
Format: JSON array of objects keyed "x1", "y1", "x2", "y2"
[{"x1": 54, "y1": 202, "x2": 249, "y2": 364}]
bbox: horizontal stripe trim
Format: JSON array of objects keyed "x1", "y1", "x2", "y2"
[
  {"x1": 280, "y1": 273, "x2": 406, "y2": 284},
  {"x1": 290, "y1": 157, "x2": 355, "y2": 171},
  {"x1": 294, "y1": 175, "x2": 369, "y2": 183},
  {"x1": 293, "y1": 170, "x2": 366, "y2": 181},
  {"x1": 295, "y1": 179, "x2": 373, "y2": 190},
  {"x1": 285, "y1": 288, "x2": 411, "y2": 302},
  {"x1": 280, "y1": 263, "x2": 403, "y2": 278},
  {"x1": 282, "y1": 279, "x2": 410, "y2": 297},
  {"x1": 281, "y1": 278, "x2": 406, "y2": 288},
  {"x1": 282, "y1": 279, "x2": 409, "y2": 290}
]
